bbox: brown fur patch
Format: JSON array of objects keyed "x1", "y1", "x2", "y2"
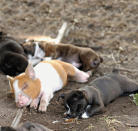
[
  {"x1": 39, "y1": 42, "x2": 102, "y2": 71},
  {"x1": 10, "y1": 74, "x2": 41, "y2": 99},
  {"x1": 54, "y1": 60, "x2": 75, "y2": 76},
  {"x1": 16, "y1": 74, "x2": 41, "y2": 99}
]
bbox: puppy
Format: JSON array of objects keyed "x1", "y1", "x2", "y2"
[
  {"x1": 17, "y1": 121, "x2": 52, "y2": 131},
  {"x1": 0, "y1": 32, "x2": 28, "y2": 76},
  {"x1": 0, "y1": 121, "x2": 52, "y2": 131},
  {"x1": 23, "y1": 41, "x2": 103, "y2": 71},
  {"x1": 7, "y1": 60, "x2": 90, "y2": 112},
  {"x1": 60, "y1": 73, "x2": 138, "y2": 118}
]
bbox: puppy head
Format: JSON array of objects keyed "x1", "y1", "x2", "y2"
[
  {"x1": 1, "y1": 52, "x2": 28, "y2": 76},
  {"x1": 81, "y1": 48, "x2": 103, "y2": 71},
  {"x1": 18, "y1": 121, "x2": 50, "y2": 131},
  {"x1": 7, "y1": 64, "x2": 41, "y2": 108},
  {"x1": 60, "y1": 90, "x2": 88, "y2": 118}
]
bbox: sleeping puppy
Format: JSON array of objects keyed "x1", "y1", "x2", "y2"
[
  {"x1": 60, "y1": 73, "x2": 138, "y2": 119},
  {"x1": 22, "y1": 40, "x2": 103, "y2": 71},
  {"x1": 0, "y1": 121, "x2": 52, "y2": 131},
  {"x1": 0, "y1": 32, "x2": 28, "y2": 76},
  {"x1": 7, "y1": 60, "x2": 90, "y2": 112}
]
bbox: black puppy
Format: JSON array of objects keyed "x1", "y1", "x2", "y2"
[
  {"x1": 60, "y1": 73, "x2": 138, "y2": 118},
  {"x1": 0, "y1": 32, "x2": 28, "y2": 76}
]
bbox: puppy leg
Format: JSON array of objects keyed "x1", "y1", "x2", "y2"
[
  {"x1": 81, "y1": 92, "x2": 104, "y2": 118},
  {"x1": 82, "y1": 104, "x2": 104, "y2": 118},
  {"x1": 71, "y1": 67, "x2": 90, "y2": 83},
  {"x1": 38, "y1": 92, "x2": 53, "y2": 112},
  {"x1": 55, "y1": 60, "x2": 89, "y2": 83},
  {"x1": 30, "y1": 97, "x2": 40, "y2": 109}
]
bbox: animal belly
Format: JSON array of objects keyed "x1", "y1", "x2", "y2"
[{"x1": 34, "y1": 63, "x2": 64, "y2": 92}]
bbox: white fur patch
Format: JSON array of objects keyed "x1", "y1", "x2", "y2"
[
  {"x1": 33, "y1": 62, "x2": 64, "y2": 111},
  {"x1": 71, "y1": 61, "x2": 81, "y2": 68},
  {"x1": 64, "y1": 104, "x2": 71, "y2": 115},
  {"x1": 13, "y1": 80, "x2": 21, "y2": 103},
  {"x1": 34, "y1": 62, "x2": 63, "y2": 93},
  {"x1": 43, "y1": 57, "x2": 52, "y2": 61},
  {"x1": 28, "y1": 42, "x2": 45, "y2": 66},
  {"x1": 34, "y1": 42, "x2": 45, "y2": 58},
  {"x1": 82, "y1": 112, "x2": 89, "y2": 119}
]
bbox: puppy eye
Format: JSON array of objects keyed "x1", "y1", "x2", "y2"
[
  {"x1": 22, "y1": 83, "x2": 28, "y2": 90},
  {"x1": 91, "y1": 59, "x2": 99, "y2": 67}
]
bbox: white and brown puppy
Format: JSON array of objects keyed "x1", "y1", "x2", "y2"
[
  {"x1": 7, "y1": 60, "x2": 90, "y2": 112},
  {"x1": 22, "y1": 41, "x2": 103, "y2": 71}
]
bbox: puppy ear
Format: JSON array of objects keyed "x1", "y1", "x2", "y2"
[
  {"x1": 6, "y1": 75, "x2": 14, "y2": 94},
  {"x1": 7, "y1": 75, "x2": 14, "y2": 81},
  {"x1": 25, "y1": 64, "x2": 36, "y2": 80},
  {"x1": 57, "y1": 94, "x2": 65, "y2": 101}
]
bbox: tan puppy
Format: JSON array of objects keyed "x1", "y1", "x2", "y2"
[
  {"x1": 7, "y1": 60, "x2": 89, "y2": 112},
  {"x1": 23, "y1": 41, "x2": 103, "y2": 71}
]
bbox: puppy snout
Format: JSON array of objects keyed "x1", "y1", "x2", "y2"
[
  {"x1": 16, "y1": 101, "x2": 23, "y2": 107},
  {"x1": 91, "y1": 60, "x2": 100, "y2": 68}
]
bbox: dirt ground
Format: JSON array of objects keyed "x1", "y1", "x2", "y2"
[{"x1": 0, "y1": 0, "x2": 138, "y2": 131}]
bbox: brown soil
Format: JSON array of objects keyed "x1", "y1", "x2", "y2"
[{"x1": 0, "y1": 0, "x2": 138, "y2": 131}]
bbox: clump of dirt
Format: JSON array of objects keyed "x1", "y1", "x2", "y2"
[{"x1": 0, "y1": 0, "x2": 138, "y2": 131}]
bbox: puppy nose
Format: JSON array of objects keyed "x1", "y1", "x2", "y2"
[{"x1": 16, "y1": 101, "x2": 23, "y2": 107}]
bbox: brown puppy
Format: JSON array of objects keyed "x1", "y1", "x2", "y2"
[{"x1": 23, "y1": 41, "x2": 103, "y2": 71}]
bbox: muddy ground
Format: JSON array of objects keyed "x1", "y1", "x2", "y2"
[{"x1": 0, "y1": 0, "x2": 138, "y2": 130}]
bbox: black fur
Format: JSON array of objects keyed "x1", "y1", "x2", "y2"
[
  {"x1": 0, "y1": 127, "x2": 16, "y2": 131},
  {"x1": 0, "y1": 32, "x2": 28, "y2": 76},
  {"x1": 61, "y1": 73, "x2": 138, "y2": 118}
]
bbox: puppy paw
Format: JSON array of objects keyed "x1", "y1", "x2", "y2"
[
  {"x1": 86, "y1": 70, "x2": 93, "y2": 76},
  {"x1": 30, "y1": 99, "x2": 39, "y2": 109},
  {"x1": 74, "y1": 71, "x2": 89, "y2": 83},
  {"x1": 38, "y1": 100, "x2": 47, "y2": 112},
  {"x1": 81, "y1": 112, "x2": 89, "y2": 119}
]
